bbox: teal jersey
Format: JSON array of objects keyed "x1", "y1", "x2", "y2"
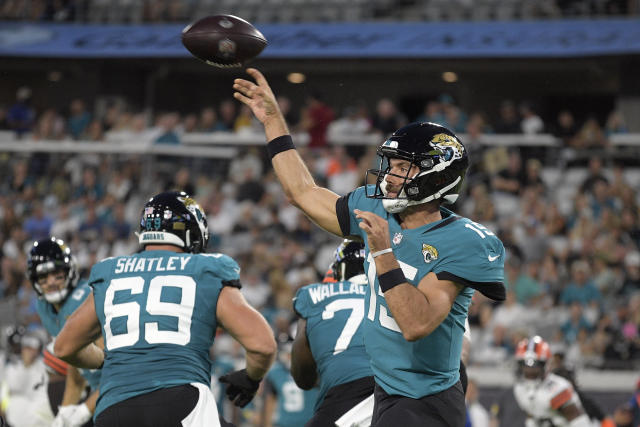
[
  {"x1": 89, "y1": 250, "x2": 240, "y2": 417},
  {"x1": 266, "y1": 362, "x2": 319, "y2": 427},
  {"x1": 36, "y1": 281, "x2": 102, "y2": 391},
  {"x1": 337, "y1": 185, "x2": 505, "y2": 399},
  {"x1": 293, "y1": 280, "x2": 372, "y2": 409}
]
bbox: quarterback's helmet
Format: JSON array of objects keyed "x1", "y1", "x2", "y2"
[
  {"x1": 138, "y1": 191, "x2": 209, "y2": 253},
  {"x1": 331, "y1": 240, "x2": 366, "y2": 284},
  {"x1": 27, "y1": 237, "x2": 79, "y2": 304},
  {"x1": 365, "y1": 122, "x2": 468, "y2": 213},
  {"x1": 515, "y1": 335, "x2": 551, "y2": 380}
]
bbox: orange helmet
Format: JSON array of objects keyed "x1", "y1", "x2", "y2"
[{"x1": 515, "y1": 336, "x2": 551, "y2": 380}]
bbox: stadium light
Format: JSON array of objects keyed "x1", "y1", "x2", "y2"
[
  {"x1": 442, "y1": 71, "x2": 458, "y2": 83},
  {"x1": 287, "y1": 72, "x2": 306, "y2": 84}
]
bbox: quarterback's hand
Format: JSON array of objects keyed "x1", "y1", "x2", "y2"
[
  {"x1": 219, "y1": 369, "x2": 261, "y2": 408},
  {"x1": 354, "y1": 209, "x2": 391, "y2": 253},
  {"x1": 51, "y1": 403, "x2": 92, "y2": 427},
  {"x1": 233, "y1": 68, "x2": 281, "y2": 125}
]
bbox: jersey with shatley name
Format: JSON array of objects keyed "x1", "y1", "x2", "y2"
[
  {"x1": 337, "y1": 185, "x2": 505, "y2": 399},
  {"x1": 36, "y1": 280, "x2": 102, "y2": 391},
  {"x1": 293, "y1": 280, "x2": 372, "y2": 410},
  {"x1": 514, "y1": 373, "x2": 583, "y2": 427},
  {"x1": 89, "y1": 249, "x2": 241, "y2": 417},
  {"x1": 266, "y1": 361, "x2": 320, "y2": 427}
]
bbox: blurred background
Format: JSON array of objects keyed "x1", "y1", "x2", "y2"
[{"x1": 0, "y1": 1, "x2": 640, "y2": 426}]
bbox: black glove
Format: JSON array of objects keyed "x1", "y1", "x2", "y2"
[{"x1": 219, "y1": 368, "x2": 261, "y2": 407}]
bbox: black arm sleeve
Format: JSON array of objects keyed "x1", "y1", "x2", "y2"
[
  {"x1": 436, "y1": 271, "x2": 506, "y2": 301},
  {"x1": 336, "y1": 193, "x2": 352, "y2": 237}
]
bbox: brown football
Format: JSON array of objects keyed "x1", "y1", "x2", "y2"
[{"x1": 181, "y1": 15, "x2": 267, "y2": 68}]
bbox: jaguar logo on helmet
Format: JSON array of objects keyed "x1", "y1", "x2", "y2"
[
  {"x1": 430, "y1": 133, "x2": 464, "y2": 160},
  {"x1": 422, "y1": 244, "x2": 438, "y2": 263}
]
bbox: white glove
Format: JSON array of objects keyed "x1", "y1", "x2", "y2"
[{"x1": 51, "y1": 403, "x2": 92, "y2": 427}]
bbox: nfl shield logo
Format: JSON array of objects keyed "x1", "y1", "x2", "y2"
[
  {"x1": 218, "y1": 38, "x2": 236, "y2": 58},
  {"x1": 393, "y1": 232, "x2": 403, "y2": 245}
]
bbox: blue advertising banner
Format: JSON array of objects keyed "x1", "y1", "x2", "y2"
[{"x1": 0, "y1": 19, "x2": 639, "y2": 58}]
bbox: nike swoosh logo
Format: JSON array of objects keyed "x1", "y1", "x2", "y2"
[{"x1": 488, "y1": 254, "x2": 500, "y2": 262}]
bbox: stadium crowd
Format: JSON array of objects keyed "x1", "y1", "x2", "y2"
[{"x1": 0, "y1": 84, "x2": 638, "y2": 377}]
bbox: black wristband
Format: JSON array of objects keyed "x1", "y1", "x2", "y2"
[
  {"x1": 378, "y1": 268, "x2": 406, "y2": 292},
  {"x1": 267, "y1": 135, "x2": 295, "y2": 159}
]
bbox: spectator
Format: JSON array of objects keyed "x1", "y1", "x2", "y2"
[
  {"x1": 371, "y1": 98, "x2": 406, "y2": 136},
  {"x1": 67, "y1": 99, "x2": 91, "y2": 139},
  {"x1": 575, "y1": 116, "x2": 607, "y2": 149},
  {"x1": 7, "y1": 86, "x2": 35, "y2": 136},
  {"x1": 22, "y1": 201, "x2": 53, "y2": 241},
  {"x1": 154, "y1": 112, "x2": 181, "y2": 144},
  {"x1": 552, "y1": 109, "x2": 580, "y2": 147},
  {"x1": 519, "y1": 102, "x2": 544, "y2": 135},
  {"x1": 416, "y1": 100, "x2": 446, "y2": 125},
  {"x1": 580, "y1": 157, "x2": 609, "y2": 195},
  {"x1": 604, "y1": 110, "x2": 628, "y2": 136},
  {"x1": 327, "y1": 105, "x2": 371, "y2": 139},
  {"x1": 491, "y1": 148, "x2": 526, "y2": 195},
  {"x1": 505, "y1": 258, "x2": 543, "y2": 306},
  {"x1": 217, "y1": 99, "x2": 237, "y2": 131},
  {"x1": 181, "y1": 113, "x2": 198, "y2": 133},
  {"x1": 198, "y1": 107, "x2": 219, "y2": 132},
  {"x1": 277, "y1": 96, "x2": 299, "y2": 129},
  {"x1": 494, "y1": 100, "x2": 520, "y2": 134},
  {"x1": 299, "y1": 92, "x2": 335, "y2": 149},
  {"x1": 561, "y1": 302, "x2": 592, "y2": 344},
  {"x1": 560, "y1": 260, "x2": 601, "y2": 313}
]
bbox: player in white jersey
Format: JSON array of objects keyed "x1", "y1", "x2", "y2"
[{"x1": 513, "y1": 336, "x2": 591, "y2": 427}]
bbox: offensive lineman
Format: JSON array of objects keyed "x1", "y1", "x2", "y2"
[
  {"x1": 54, "y1": 191, "x2": 276, "y2": 427},
  {"x1": 291, "y1": 239, "x2": 374, "y2": 427}
]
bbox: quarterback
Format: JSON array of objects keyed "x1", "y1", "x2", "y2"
[{"x1": 234, "y1": 68, "x2": 505, "y2": 427}]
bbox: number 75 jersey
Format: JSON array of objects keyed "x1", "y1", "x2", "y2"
[
  {"x1": 88, "y1": 249, "x2": 241, "y2": 417},
  {"x1": 337, "y1": 185, "x2": 505, "y2": 399}
]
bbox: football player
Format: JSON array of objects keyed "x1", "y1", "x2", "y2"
[
  {"x1": 262, "y1": 341, "x2": 319, "y2": 427},
  {"x1": 27, "y1": 237, "x2": 101, "y2": 427},
  {"x1": 234, "y1": 68, "x2": 505, "y2": 427},
  {"x1": 513, "y1": 336, "x2": 590, "y2": 427},
  {"x1": 291, "y1": 239, "x2": 375, "y2": 427},
  {"x1": 54, "y1": 191, "x2": 277, "y2": 427}
]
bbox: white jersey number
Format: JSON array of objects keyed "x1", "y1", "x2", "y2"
[
  {"x1": 322, "y1": 299, "x2": 365, "y2": 355},
  {"x1": 366, "y1": 256, "x2": 417, "y2": 333},
  {"x1": 103, "y1": 275, "x2": 196, "y2": 350}
]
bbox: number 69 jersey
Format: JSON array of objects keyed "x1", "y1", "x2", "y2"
[
  {"x1": 293, "y1": 279, "x2": 373, "y2": 409},
  {"x1": 337, "y1": 185, "x2": 505, "y2": 399},
  {"x1": 88, "y1": 249, "x2": 241, "y2": 418}
]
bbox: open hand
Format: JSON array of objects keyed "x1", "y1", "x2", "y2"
[{"x1": 233, "y1": 68, "x2": 281, "y2": 124}]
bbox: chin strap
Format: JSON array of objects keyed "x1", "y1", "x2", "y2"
[
  {"x1": 44, "y1": 289, "x2": 68, "y2": 304},
  {"x1": 381, "y1": 175, "x2": 461, "y2": 213}
]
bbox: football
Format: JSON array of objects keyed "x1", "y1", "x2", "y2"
[{"x1": 181, "y1": 15, "x2": 267, "y2": 68}]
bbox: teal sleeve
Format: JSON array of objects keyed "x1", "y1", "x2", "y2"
[{"x1": 293, "y1": 287, "x2": 309, "y2": 318}]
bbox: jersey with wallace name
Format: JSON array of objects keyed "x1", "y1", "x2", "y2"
[
  {"x1": 89, "y1": 249, "x2": 240, "y2": 417},
  {"x1": 36, "y1": 281, "x2": 102, "y2": 391},
  {"x1": 337, "y1": 185, "x2": 505, "y2": 399},
  {"x1": 293, "y1": 280, "x2": 372, "y2": 409}
]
